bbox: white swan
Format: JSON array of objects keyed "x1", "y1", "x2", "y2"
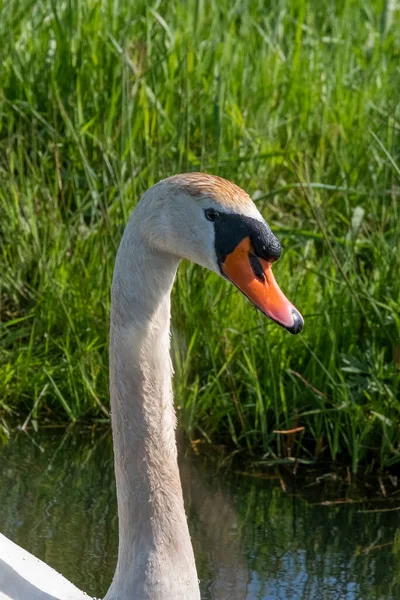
[{"x1": 0, "y1": 173, "x2": 303, "y2": 600}]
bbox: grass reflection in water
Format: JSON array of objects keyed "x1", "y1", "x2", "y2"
[{"x1": 0, "y1": 432, "x2": 398, "y2": 600}]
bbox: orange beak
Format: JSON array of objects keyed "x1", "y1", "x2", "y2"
[{"x1": 221, "y1": 238, "x2": 303, "y2": 334}]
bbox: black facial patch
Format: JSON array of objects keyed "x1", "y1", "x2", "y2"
[{"x1": 213, "y1": 212, "x2": 282, "y2": 270}]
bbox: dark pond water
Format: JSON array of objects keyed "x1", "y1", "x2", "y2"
[{"x1": 0, "y1": 431, "x2": 399, "y2": 599}]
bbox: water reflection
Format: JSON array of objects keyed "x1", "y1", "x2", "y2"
[{"x1": 0, "y1": 432, "x2": 398, "y2": 599}]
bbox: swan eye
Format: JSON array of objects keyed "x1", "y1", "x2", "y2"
[{"x1": 205, "y1": 208, "x2": 219, "y2": 222}]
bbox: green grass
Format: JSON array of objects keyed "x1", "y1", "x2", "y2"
[{"x1": 0, "y1": 0, "x2": 399, "y2": 471}]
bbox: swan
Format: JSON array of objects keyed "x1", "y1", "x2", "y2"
[{"x1": 0, "y1": 173, "x2": 303, "y2": 600}]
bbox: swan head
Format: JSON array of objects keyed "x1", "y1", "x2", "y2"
[{"x1": 139, "y1": 173, "x2": 303, "y2": 334}]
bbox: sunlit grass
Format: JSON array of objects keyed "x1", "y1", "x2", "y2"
[{"x1": 0, "y1": 0, "x2": 399, "y2": 470}]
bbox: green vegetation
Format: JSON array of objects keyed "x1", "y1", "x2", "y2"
[{"x1": 0, "y1": 0, "x2": 399, "y2": 471}]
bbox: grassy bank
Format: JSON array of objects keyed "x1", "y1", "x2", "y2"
[{"x1": 0, "y1": 0, "x2": 399, "y2": 471}]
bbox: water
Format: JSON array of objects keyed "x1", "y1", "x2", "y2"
[{"x1": 0, "y1": 432, "x2": 398, "y2": 600}]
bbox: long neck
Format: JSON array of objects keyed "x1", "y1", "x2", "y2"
[{"x1": 105, "y1": 216, "x2": 200, "y2": 600}]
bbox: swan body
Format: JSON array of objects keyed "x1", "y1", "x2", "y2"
[
  {"x1": 0, "y1": 173, "x2": 303, "y2": 600},
  {"x1": 0, "y1": 533, "x2": 89, "y2": 600}
]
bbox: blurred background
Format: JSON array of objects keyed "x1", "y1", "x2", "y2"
[{"x1": 0, "y1": 0, "x2": 399, "y2": 472}]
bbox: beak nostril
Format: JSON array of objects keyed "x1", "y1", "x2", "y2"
[{"x1": 248, "y1": 253, "x2": 266, "y2": 282}]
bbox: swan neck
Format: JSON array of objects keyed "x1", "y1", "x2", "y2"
[{"x1": 105, "y1": 219, "x2": 200, "y2": 600}]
